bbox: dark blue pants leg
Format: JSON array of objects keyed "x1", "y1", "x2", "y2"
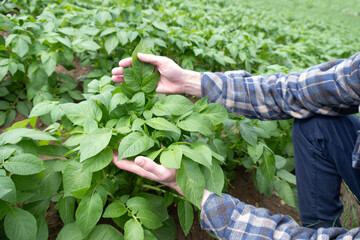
[{"x1": 292, "y1": 115, "x2": 360, "y2": 229}]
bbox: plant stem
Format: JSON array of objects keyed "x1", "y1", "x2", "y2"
[{"x1": 141, "y1": 184, "x2": 187, "y2": 201}]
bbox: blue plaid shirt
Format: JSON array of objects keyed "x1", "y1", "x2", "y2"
[
  {"x1": 200, "y1": 52, "x2": 360, "y2": 239},
  {"x1": 201, "y1": 193, "x2": 360, "y2": 239}
]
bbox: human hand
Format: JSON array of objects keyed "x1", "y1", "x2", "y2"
[
  {"x1": 111, "y1": 53, "x2": 202, "y2": 97},
  {"x1": 112, "y1": 153, "x2": 183, "y2": 195}
]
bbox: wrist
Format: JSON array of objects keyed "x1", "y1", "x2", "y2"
[
  {"x1": 182, "y1": 70, "x2": 202, "y2": 97},
  {"x1": 201, "y1": 189, "x2": 212, "y2": 208}
]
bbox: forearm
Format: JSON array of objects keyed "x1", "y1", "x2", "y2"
[
  {"x1": 200, "y1": 193, "x2": 360, "y2": 239},
  {"x1": 201, "y1": 52, "x2": 360, "y2": 120}
]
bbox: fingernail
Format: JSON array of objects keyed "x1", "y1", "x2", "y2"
[{"x1": 135, "y1": 157, "x2": 144, "y2": 166}]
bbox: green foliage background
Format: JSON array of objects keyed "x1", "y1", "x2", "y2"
[{"x1": 0, "y1": 0, "x2": 359, "y2": 239}]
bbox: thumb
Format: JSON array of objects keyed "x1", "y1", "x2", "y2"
[{"x1": 137, "y1": 53, "x2": 166, "y2": 65}]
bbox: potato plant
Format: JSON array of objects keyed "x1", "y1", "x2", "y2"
[
  {"x1": 1, "y1": 0, "x2": 359, "y2": 238},
  {"x1": 0, "y1": 40, "x2": 229, "y2": 239}
]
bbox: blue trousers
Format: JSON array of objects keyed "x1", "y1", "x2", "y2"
[{"x1": 292, "y1": 115, "x2": 360, "y2": 229}]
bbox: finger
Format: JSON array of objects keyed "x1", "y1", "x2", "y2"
[
  {"x1": 112, "y1": 67, "x2": 123, "y2": 75},
  {"x1": 111, "y1": 75, "x2": 124, "y2": 82},
  {"x1": 134, "y1": 156, "x2": 170, "y2": 177},
  {"x1": 137, "y1": 53, "x2": 166, "y2": 65},
  {"x1": 113, "y1": 158, "x2": 159, "y2": 181},
  {"x1": 119, "y1": 57, "x2": 132, "y2": 67}
]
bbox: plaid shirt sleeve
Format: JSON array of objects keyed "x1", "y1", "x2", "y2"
[
  {"x1": 200, "y1": 193, "x2": 360, "y2": 239},
  {"x1": 201, "y1": 52, "x2": 360, "y2": 120}
]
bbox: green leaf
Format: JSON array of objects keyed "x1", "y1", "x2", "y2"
[
  {"x1": 123, "y1": 67, "x2": 141, "y2": 91},
  {"x1": 209, "y1": 138, "x2": 227, "y2": 161},
  {"x1": 0, "y1": 200, "x2": 10, "y2": 220},
  {"x1": 28, "y1": 63, "x2": 47, "y2": 89},
  {"x1": 41, "y1": 52, "x2": 57, "y2": 76},
  {"x1": 176, "y1": 158, "x2": 205, "y2": 208},
  {"x1": 0, "y1": 176, "x2": 16, "y2": 203},
  {"x1": 0, "y1": 111, "x2": 6, "y2": 126},
  {"x1": 0, "y1": 87, "x2": 9, "y2": 97},
  {"x1": 88, "y1": 224, "x2": 124, "y2": 240},
  {"x1": 103, "y1": 200, "x2": 127, "y2": 218},
  {"x1": 152, "y1": 95, "x2": 194, "y2": 116},
  {"x1": 146, "y1": 117, "x2": 180, "y2": 134},
  {"x1": 0, "y1": 100, "x2": 9, "y2": 110},
  {"x1": 22, "y1": 199, "x2": 50, "y2": 218},
  {"x1": 4, "y1": 208, "x2": 37, "y2": 240},
  {"x1": 0, "y1": 146, "x2": 15, "y2": 161},
  {"x1": 4, "y1": 154, "x2": 46, "y2": 175},
  {"x1": 0, "y1": 128, "x2": 57, "y2": 145},
  {"x1": 63, "y1": 161, "x2": 92, "y2": 198},
  {"x1": 247, "y1": 144, "x2": 263, "y2": 162},
  {"x1": 275, "y1": 155, "x2": 287, "y2": 169},
  {"x1": 141, "y1": 71, "x2": 160, "y2": 93},
  {"x1": 137, "y1": 209, "x2": 162, "y2": 229},
  {"x1": 276, "y1": 169, "x2": 296, "y2": 185},
  {"x1": 4, "y1": 109, "x2": 16, "y2": 127},
  {"x1": 75, "y1": 191, "x2": 103, "y2": 236},
  {"x1": 177, "y1": 144, "x2": 212, "y2": 169},
  {"x1": 126, "y1": 197, "x2": 151, "y2": 213},
  {"x1": 254, "y1": 168, "x2": 273, "y2": 197},
  {"x1": 201, "y1": 160, "x2": 224, "y2": 196},
  {"x1": 144, "y1": 230, "x2": 157, "y2": 240},
  {"x1": 132, "y1": 39, "x2": 154, "y2": 82},
  {"x1": 8, "y1": 62, "x2": 17, "y2": 75},
  {"x1": 0, "y1": 65, "x2": 8, "y2": 81},
  {"x1": 239, "y1": 121, "x2": 257, "y2": 146},
  {"x1": 178, "y1": 114, "x2": 214, "y2": 136},
  {"x1": 96, "y1": 10, "x2": 112, "y2": 25},
  {"x1": 80, "y1": 128, "x2": 112, "y2": 162},
  {"x1": 27, "y1": 167, "x2": 61, "y2": 202},
  {"x1": 5, "y1": 119, "x2": 30, "y2": 131},
  {"x1": 259, "y1": 148, "x2": 276, "y2": 183},
  {"x1": 105, "y1": 35, "x2": 119, "y2": 54},
  {"x1": 36, "y1": 216, "x2": 48, "y2": 240},
  {"x1": 100, "y1": 28, "x2": 118, "y2": 37},
  {"x1": 152, "y1": 21, "x2": 168, "y2": 31},
  {"x1": 37, "y1": 145, "x2": 69, "y2": 157},
  {"x1": 109, "y1": 93, "x2": 128, "y2": 112},
  {"x1": 13, "y1": 37, "x2": 29, "y2": 57},
  {"x1": 16, "y1": 101, "x2": 31, "y2": 117},
  {"x1": 117, "y1": 132, "x2": 154, "y2": 159},
  {"x1": 77, "y1": 40, "x2": 101, "y2": 52},
  {"x1": 274, "y1": 179, "x2": 296, "y2": 208},
  {"x1": 56, "y1": 222, "x2": 83, "y2": 240},
  {"x1": 149, "y1": 218, "x2": 177, "y2": 240},
  {"x1": 88, "y1": 91, "x2": 112, "y2": 111},
  {"x1": 117, "y1": 31, "x2": 128, "y2": 46},
  {"x1": 82, "y1": 148, "x2": 113, "y2": 172},
  {"x1": 68, "y1": 90, "x2": 84, "y2": 100},
  {"x1": 124, "y1": 219, "x2": 144, "y2": 240},
  {"x1": 177, "y1": 200, "x2": 193, "y2": 236},
  {"x1": 137, "y1": 193, "x2": 168, "y2": 222},
  {"x1": 200, "y1": 103, "x2": 228, "y2": 125},
  {"x1": 61, "y1": 101, "x2": 102, "y2": 126},
  {"x1": 58, "y1": 196, "x2": 75, "y2": 225},
  {"x1": 160, "y1": 147, "x2": 182, "y2": 169}
]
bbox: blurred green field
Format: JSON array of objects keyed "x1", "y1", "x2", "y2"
[{"x1": 246, "y1": 0, "x2": 360, "y2": 33}]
